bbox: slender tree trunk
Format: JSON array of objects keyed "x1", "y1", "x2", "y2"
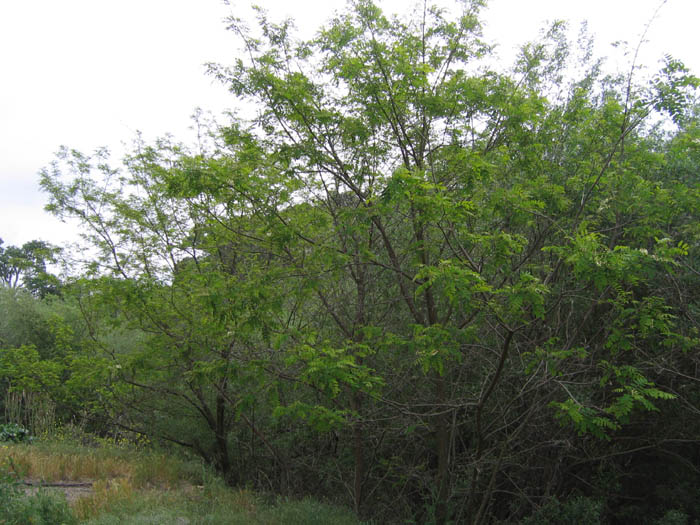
[
  {"x1": 350, "y1": 392, "x2": 366, "y2": 514},
  {"x1": 215, "y1": 391, "x2": 231, "y2": 477},
  {"x1": 434, "y1": 375, "x2": 450, "y2": 524}
]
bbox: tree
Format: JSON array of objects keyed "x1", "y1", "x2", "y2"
[
  {"x1": 35, "y1": 1, "x2": 699, "y2": 522},
  {"x1": 0, "y1": 239, "x2": 61, "y2": 297}
]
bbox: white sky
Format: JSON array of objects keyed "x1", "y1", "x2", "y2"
[{"x1": 1, "y1": 0, "x2": 698, "y2": 248}]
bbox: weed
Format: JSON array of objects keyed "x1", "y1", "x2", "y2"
[
  {"x1": 0, "y1": 422, "x2": 31, "y2": 443},
  {"x1": 0, "y1": 456, "x2": 76, "y2": 524},
  {"x1": 0, "y1": 437, "x2": 361, "y2": 524},
  {"x1": 72, "y1": 478, "x2": 135, "y2": 520}
]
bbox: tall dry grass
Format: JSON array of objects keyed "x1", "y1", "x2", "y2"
[
  {"x1": 0, "y1": 441, "x2": 196, "y2": 487},
  {"x1": 0, "y1": 435, "x2": 360, "y2": 524}
]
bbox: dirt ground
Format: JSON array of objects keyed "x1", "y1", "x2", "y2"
[{"x1": 22, "y1": 480, "x2": 93, "y2": 503}]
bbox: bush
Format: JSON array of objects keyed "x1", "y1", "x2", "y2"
[
  {"x1": 0, "y1": 422, "x2": 31, "y2": 443},
  {"x1": 258, "y1": 498, "x2": 360, "y2": 525},
  {"x1": 655, "y1": 509, "x2": 689, "y2": 525},
  {"x1": 522, "y1": 496, "x2": 604, "y2": 525}
]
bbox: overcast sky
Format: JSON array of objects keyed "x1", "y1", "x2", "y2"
[{"x1": 1, "y1": 0, "x2": 698, "y2": 248}]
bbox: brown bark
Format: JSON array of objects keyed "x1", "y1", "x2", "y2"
[{"x1": 350, "y1": 392, "x2": 366, "y2": 514}]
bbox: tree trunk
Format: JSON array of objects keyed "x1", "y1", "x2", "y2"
[
  {"x1": 434, "y1": 374, "x2": 450, "y2": 525},
  {"x1": 350, "y1": 392, "x2": 366, "y2": 515}
]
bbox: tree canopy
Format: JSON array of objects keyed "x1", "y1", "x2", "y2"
[{"x1": 0, "y1": 239, "x2": 61, "y2": 297}]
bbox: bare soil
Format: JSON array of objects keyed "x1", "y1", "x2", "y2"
[{"x1": 22, "y1": 479, "x2": 94, "y2": 503}]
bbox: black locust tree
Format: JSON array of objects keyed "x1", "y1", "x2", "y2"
[{"x1": 36, "y1": 1, "x2": 699, "y2": 522}]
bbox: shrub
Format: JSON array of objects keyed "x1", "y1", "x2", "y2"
[
  {"x1": 655, "y1": 509, "x2": 689, "y2": 525},
  {"x1": 522, "y1": 496, "x2": 604, "y2": 525},
  {"x1": 0, "y1": 422, "x2": 31, "y2": 443}
]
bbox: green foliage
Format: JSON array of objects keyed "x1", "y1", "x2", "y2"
[
  {"x1": 255, "y1": 498, "x2": 360, "y2": 525},
  {"x1": 655, "y1": 510, "x2": 689, "y2": 525},
  {"x1": 521, "y1": 496, "x2": 604, "y2": 525},
  {"x1": 27, "y1": 1, "x2": 700, "y2": 523},
  {"x1": 551, "y1": 399, "x2": 620, "y2": 439},
  {"x1": 0, "y1": 423, "x2": 31, "y2": 443},
  {"x1": 551, "y1": 362, "x2": 676, "y2": 438},
  {"x1": 0, "y1": 238, "x2": 61, "y2": 298},
  {"x1": 651, "y1": 56, "x2": 700, "y2": 126},
  {"x1": 273, "y1": 401, "x2": 347, "y2": 432},
  {"x1": 0, "y1": 459, "x2": 76, "y2": 525}
]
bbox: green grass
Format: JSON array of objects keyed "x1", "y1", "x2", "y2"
[
  {"x1": 79, "y1": 492, "x2": 361, "y2": 525},
  {"x1": 0, "y1": 433, "x2": 361, "y2": 525}
]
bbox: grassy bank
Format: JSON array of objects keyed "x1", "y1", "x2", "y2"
[{"x1": 0, "y1": 434, "x2": 361, "y2": 524}]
